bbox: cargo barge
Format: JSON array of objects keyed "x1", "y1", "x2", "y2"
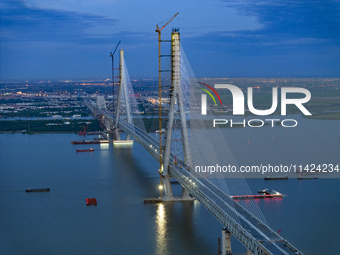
[
  {"x1": 231, "y1": 194, "x2": 282, "y2": 200},
  {"x1": 298, "y1": 174, "x2": 318, "y2": 180},
  {"x1": 231, "y1": 189, "x2": 282, "y2": 200},
  {"x1": 264, "y1": 176, "x2": 288, "y2": 180},
  {"x1": 26, "y1": 188, "x2": 50, "y2": 192},
  {"x1": 297, "y1": 177, "x2": 318, "y2": 180}
]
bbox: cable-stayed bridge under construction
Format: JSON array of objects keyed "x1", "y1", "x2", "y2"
[{"x1": 84, "y1": 28, "x2": 303, "y2": 255}]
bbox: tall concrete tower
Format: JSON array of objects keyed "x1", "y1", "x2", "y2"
[{"x1": 162, "y1": 28, "x2": 193, "y2": 200}]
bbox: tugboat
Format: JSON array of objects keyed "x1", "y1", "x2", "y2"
[{"x1": 76, "y1": 148, "x2": 94, "y2": 152}]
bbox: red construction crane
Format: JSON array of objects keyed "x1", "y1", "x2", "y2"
[
  {"x1": 78, "y1": 124, "x2": 89, "y2": 136},
  {"x1": 155, "y1": 12, "x2": 179, "y2": 33}
]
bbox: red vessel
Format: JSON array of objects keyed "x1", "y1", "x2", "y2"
[
  {"x1": 86, "y1": 198, "x2": 97, "y2": 205},
  {"x1": 231, "y1": 194, "x2": 282, "y2": 200},
  {"x1": 76, "y1": 148, "x2": 94, "y2": 152},
  {"x1": 231, "y1": 190, "x2": 283, "y2": 200}
]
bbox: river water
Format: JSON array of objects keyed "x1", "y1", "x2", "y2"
[{"x1": 1, "y1": 115, "x2": 340, "y2": 255}]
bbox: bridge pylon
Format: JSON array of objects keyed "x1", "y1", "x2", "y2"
[
  {"x1": 160, "y1": 28, "x2": 193, "y2": 201},
  {"x1": 114, "y1": 48, "x2": 133, "y2": 142}
]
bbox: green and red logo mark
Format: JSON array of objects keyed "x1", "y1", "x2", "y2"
[{"x1": 198, "y1": 82, "x2": 222, "y2": 106}]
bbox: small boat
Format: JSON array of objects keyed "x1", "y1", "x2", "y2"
[
  {"x1": 258, "y1": 189, "x2": 268, "y2": 194},
  {"x1": 264, "y1": 176, "x2": 288, "y2": 180},
  {"x1": 86, "y1": 198, "x2": 97, "y2": 206},
  {"x1": 76, "y1": 148, "x2": 94, "y2": 152},
  {"x1": 26, "y1": 188, "x2": 50, "y2": 192}
]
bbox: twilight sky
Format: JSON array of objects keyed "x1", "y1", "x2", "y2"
[{"x1": 1, "y1": 0, "x2": 339, "y2": 80}]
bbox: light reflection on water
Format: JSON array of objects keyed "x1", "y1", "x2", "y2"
[
  {"x1": 99, "y1": 143, "x2": 110, "y2": 149},
  {"x1": 155, "y1": 203, "x2": 168, "y2": 255}
]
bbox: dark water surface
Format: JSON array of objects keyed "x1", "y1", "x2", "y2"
[{"x1": 1, "y1": 131, "x2": 340, "y2": 255}]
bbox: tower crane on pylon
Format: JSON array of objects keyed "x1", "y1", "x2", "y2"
[
  {"x1": 110, "y1": 40, "x2": 121, "y2": 116},
  {"x1": 155, "y1": 12, "x2": 179, "y2": 34},
  {"x1": 155, "y1": 12, "x2": 179, "y2": 199}
]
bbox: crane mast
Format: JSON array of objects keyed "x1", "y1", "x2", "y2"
[
  {"x1": 155, "y1": 12, "x2": 179, "y2": 198},
  {"x1": 110, "y1": 40, "x2": 121, "y2": 122}
]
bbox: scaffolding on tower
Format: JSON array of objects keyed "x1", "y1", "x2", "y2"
[{"x1": 155, "y1": 12, "x2": 179, "y2": 199}]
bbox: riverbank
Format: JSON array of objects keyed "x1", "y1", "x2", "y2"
[{"x1": 0, "y1": 119, "x2": 103, "y2": 133}]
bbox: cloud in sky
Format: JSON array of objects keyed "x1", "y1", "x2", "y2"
[
  {"x1": 185, "y1": 0, "x2": 340, "y2": 77},
  {"x1": 226, "y1": 0, "x2": 340, "y2": 42},
  {"x1": 0, "y1": 0, "x2": 117, "y2": 43},
  {"x1": 0, "y1": 0, "x2": 339, "y2": 80},
  {"x1": 23, "y1": 0, "x2": 262, "y2": 38}
]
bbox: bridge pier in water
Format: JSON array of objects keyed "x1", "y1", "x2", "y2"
[
  {"x1": 221, "y1": 228, "x2": 253, "y2": 255},
  {"x1": 108, "y1": 130, "x2": 115, "y2": 140},
  {"x1": 161, "y1": 175, "x2": 174, "y2": 200},
  {"x1": 222, "y1": 228, "x2": 232, "y2": 255}
]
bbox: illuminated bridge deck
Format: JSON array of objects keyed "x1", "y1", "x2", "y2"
[{"x1": 85, "y1": 100, "x2": 303, "y2": 255}]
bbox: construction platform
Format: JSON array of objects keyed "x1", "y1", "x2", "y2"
[
  {"x1": 71, "y1": 140, "x2": 109, "y2": 144},
  {"x1": 113, "y1": 140, "x2": 134, "y2": 145},
  {"x1": 144, "y1": 196, "x2": 195, "y2": 204}
]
